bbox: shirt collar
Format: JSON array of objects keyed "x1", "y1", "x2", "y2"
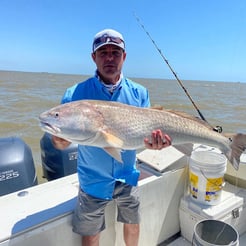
[{"x1": 95, "y1": 70, "x2": 123, "y2": 94}]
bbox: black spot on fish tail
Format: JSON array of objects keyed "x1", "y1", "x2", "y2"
[{"x1": 227, "y1": 133, "x2": 246, "y2": 170}]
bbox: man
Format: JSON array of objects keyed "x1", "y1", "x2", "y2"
[{"x1": 52, "y1": 29, "x2": 171, "y2": 246}]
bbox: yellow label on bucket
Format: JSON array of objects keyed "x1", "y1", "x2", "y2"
[
  {"x1": 189, "y1": 151, "x2": 227, "y2": 205},
  {"x1": 205, "y1": 177, "x2": 223, "y2": 202},
  {"x1": 189, "y1": 171, "x2": 198, "y2": 198}
]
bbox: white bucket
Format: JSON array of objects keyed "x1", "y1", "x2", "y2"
[
  {"x1": 192, "y1": 219, "x2": 239, "y2": 246},
  {"x1": 189, "y1": 151, "x2": 227, "y2": 205}
]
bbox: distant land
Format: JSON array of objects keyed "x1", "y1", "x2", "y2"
[{"x1": 1, "y1": 69, "x2": 244, "y2": 84}]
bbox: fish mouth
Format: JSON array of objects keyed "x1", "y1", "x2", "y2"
[{"x1": 39, "y1": 121, "x2": 60, "y2": 135}]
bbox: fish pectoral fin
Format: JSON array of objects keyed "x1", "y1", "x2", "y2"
[
  {"x1": 101, "y1": 131, "x2": 124, "y2": 148},
  {"x1": 104, "y1": 147, "x2": 123, "y2": 163}
]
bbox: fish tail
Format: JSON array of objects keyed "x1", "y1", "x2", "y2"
[{"x1": 226, "y1": 133, "x2": 246, "y2": 170}]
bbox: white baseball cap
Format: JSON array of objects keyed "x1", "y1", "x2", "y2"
[{"x1": 92, "y1": 29, "x2": 125, "y2": 52}]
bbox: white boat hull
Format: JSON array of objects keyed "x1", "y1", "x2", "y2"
[
  {"x1": 0, "y1": 146, "x2": 188, "y2": 246},
  {"x1": 1, "y1": 145, "x2": 246, "y2": 246}
]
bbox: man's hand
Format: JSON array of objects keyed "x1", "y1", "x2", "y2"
[
  {"x1": 144, "y1": 129, "x2": 172, "y2": 150},
  {"x1": 52, "y1": 136, "x2": 71, "y2": 150}
]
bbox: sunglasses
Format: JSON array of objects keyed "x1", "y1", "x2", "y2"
[{"x1": 93, "y1": 35, "x2": 124, "y2": 51}]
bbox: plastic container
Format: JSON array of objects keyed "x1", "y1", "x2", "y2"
[
  {"x1": 189, "y1": 151, "x2": 227, "y2": 205},
  {"x1": 192, "y1": 219, "x2": 239, "y2": 246},
  {"x1": 179, "y1": 182, "x2": 246, "y2": 243}
]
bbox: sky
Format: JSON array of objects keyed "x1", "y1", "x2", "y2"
[{"x1": 1, "y1": 0, "x2": 246, "y2": 82}]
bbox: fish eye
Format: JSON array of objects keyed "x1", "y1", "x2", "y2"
[{"x1": 55, "y1": 112, "x2": 59, "y2": 118}]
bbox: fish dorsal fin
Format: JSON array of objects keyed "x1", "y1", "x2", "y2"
[
  {"x1": 151, "y1": 105, "x2": 165, "y2": 110},
  {"x1": 167, "y1": 110, "x2": 213, "y2": 129},
  {"x1": 101, "y1": 130, "x2": 124, "y2": 148}
]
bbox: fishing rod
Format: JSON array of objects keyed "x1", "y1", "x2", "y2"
[{"x1": 134, "y1": 13, "x2": 222, "y2": 133}]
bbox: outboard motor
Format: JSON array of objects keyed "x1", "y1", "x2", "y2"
[
  {"x1": 0, "y1": 137, "x2": 38, "y2": 196},
  {"x1": 40, "y1": 133, "x2": 78, "y2": 181}
]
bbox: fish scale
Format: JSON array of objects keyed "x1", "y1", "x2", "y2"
[{"x1": 39, "y1": 100, "x2": 246, "y2": 170}]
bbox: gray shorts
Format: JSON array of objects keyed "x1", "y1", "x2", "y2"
[{"x1": 72, "y1": 181, "x2": 140, "y2": 236}]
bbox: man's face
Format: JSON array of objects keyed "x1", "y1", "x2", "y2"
[{"x1": 92, "y1": 44, "x2": 126, "y2": 84}]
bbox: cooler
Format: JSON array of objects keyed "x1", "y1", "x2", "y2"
[{"x1": 179, "y1": 182, "x2": 246, "y2": 243}]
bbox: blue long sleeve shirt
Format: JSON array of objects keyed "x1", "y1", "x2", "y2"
[{"x1": 61, "y1": 75, "x2": 150, "y2": 200}]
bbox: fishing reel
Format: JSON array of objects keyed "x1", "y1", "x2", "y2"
[{"x1": 213, "y1": 126, "x2": 223, "y2": 133}]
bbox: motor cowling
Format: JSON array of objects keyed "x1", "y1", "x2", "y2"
[
  {"x1": 40, "y1": 133, "x2": 78, "y2": 181},
  {"x1": 0, "y1": 137, "x2": 38, "y2": 196}
]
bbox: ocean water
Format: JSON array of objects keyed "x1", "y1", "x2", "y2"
[{"x1": 0, "y1": 70, "x2": 245, "y2": 180}]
